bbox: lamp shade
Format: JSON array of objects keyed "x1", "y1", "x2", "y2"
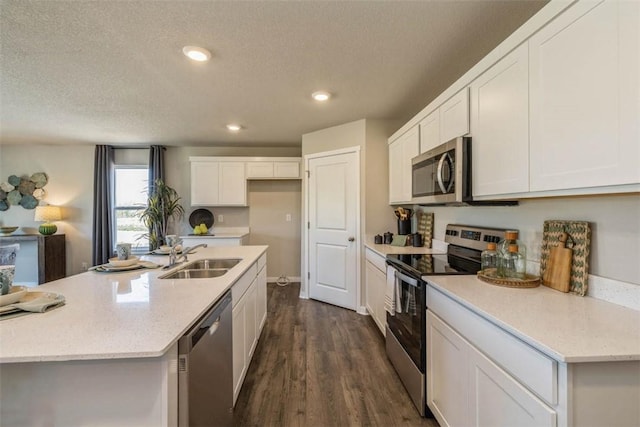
[
  {"x1": 34, "y1": 205, "x2": 62, "y2": 222},
  {"x1": 34, "y1": 206, "x2": 61, "y2": 235}
]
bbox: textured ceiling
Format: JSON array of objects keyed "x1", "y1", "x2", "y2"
[{"x1": 0, "y1": 0, "x2": 547, "y2": 147}]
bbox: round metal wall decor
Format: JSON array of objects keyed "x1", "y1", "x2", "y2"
[{"x1": 0, "y1": 172, "x2": 49, "y2": 210}]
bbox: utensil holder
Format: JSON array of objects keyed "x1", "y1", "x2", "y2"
[{"x1": 397, "y1": 219, "x2": 411, "y2": 235}]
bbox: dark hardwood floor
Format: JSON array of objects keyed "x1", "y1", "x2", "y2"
[{"x1": 233, "y1": 282, "x2": 439, "y2": 427}]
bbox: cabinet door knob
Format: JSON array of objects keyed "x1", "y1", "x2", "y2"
[{"x1": 348, "y1": 237, "x2": 355, "y2": 242}]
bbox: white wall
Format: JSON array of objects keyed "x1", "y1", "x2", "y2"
[
  {"x1": 417, "y1": 193, "x2": 640, "y2": 286},
  {"x1": 248, "y1": 180, "x2": 301, "y2": 279},
  {"x1": 0, "y1": 144, "x2": 95, "y2": 276}
]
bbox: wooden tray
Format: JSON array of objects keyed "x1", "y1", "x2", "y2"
[
  {"x1": 477, "y1": 268, "x2": 540, "y2": 288},
  {"x1": 539, "y1": 220, "x2": 591, "y2": 296}
]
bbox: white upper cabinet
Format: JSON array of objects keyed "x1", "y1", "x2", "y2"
[
  {"x1": 419, "y1": 109, "x2": 440, "y2": 153},
  {"x1": 471, "y1": 43, "x2": 529, "y2": 197},
  {"x1": 439, "y1": 88, "x2": 470, "y2": 143},
  {"x1": 529, "y1": 0, "x2": 640, "y2": 192},
  {"x1": 190, "y1": 158, "x2": 247, "y2": 206},
  {"x1": 389, "y1": 126, "x2": 420, "y2": 204},
  {"x1": 246, "y1": 158, "x2": 301, "y2": 179}
]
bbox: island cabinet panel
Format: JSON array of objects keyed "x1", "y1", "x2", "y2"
[
  {"x1": 232, "y1": 253, "x2": 267, "y2": 405},
  {"x1": 0, "y1": 344, "x2": 178, "y2": 427},
  {"x1": 470, "y1": 42, "x2": 529, "y2": 197},
  {"x1": 529, "y1": 0, "x2": 640, "y2": 192}
]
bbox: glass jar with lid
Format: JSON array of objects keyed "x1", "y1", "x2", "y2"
[
  {"x1": 497, "y1": 230, "x2": 526, "y2": 278},
  {"x1": 481, "y1": 242, "x2": 498, "y2": 271}
]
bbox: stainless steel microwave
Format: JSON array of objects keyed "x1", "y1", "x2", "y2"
[{"x1": 411, "y1": 137, "x2": 472, "y2": 205}]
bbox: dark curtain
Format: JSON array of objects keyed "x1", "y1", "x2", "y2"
[
  {"x1": 92, "y1": 145, "x2": 115, "y2": 266},
  {"x1": 148, "y1": 145, "x2": 166, "y2": 194}
]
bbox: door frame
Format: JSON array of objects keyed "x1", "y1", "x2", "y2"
[{"x1": 301, "y1": 146, "x2": 363, "y2": 313}]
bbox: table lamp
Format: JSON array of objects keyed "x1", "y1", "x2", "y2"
[{"x1": 34, "y1": 205, "x2": 62, "y2": 235}]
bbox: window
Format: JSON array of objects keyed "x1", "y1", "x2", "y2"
[{"x1": 114, "y1": 167, "x2": 148, "y2": 251}]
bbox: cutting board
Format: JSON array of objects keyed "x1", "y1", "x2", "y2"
[
  {"x1": 542, "y1": 232, "x2": 572, "y2": 292},
  {"x1": 539, "y1": 220, "x2": 591, "y2": 296}
]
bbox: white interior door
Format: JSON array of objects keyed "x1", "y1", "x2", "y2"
[{"x1": 307, "y1": 150, "x2": 359, "y2": 310}]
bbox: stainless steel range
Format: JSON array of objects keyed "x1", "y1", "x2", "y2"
[{"x1": 385, "y1": 224, "x2": 507, "y2": 417}]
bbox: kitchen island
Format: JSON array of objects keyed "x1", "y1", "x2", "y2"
[{"x1": 0, "y1": 245, "x2": 267, "y2": 426}]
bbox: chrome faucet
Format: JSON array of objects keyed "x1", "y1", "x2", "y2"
[
  {"x1": 175, "y1": 244, "x2": 208, "y2": 264},
  {"x1": 166, "y1": 243, "x2": 208, "y2": 269}
]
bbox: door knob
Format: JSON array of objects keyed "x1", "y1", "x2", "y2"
[{"x1": 348, "y1": 237, "x2": 355, "y2": 242}]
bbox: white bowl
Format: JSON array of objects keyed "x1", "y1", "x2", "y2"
[
  {"x1": 0, "y1": 226, "x2": 18, "y2": 236},
  {"x1": 108, "y1": 256, "x2": 139, "y2": 267},
  {"x1": 0, "y1": 286, "x2": 27, "y2": 307}
]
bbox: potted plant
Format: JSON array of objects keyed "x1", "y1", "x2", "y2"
[{"x1": 138, "y1": 179, "x2": 184, "y2": 250}]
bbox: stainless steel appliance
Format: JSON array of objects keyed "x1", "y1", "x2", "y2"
[
  {"x1": 178, "y1": 290, "x2": 233, "y2": 427},
  {"x1": 411, "y1": 138, "x2": 517, "y2": 206},
  {"x1": 385, "y1": 224, "x2": 506, "y2": 417},
  {"x1": 411, "y1": 137, "x2": 470, "y2": 205}
]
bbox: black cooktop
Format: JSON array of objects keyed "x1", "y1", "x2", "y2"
[{"x1": 386, "y1": 246, "x2": 482, "y2": 277}]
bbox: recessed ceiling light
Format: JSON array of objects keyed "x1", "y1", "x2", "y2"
[
  {"x1": 312, "y1": 91, "x2": 331, "y2": 102},
  {"x1": 226, "y1": 124, "x2": 242, "y2": 132},
  {"x1": 182, "y1": 46, "x2": 211, "y2": 62}
]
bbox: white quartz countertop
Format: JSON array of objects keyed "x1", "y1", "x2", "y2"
[
  {"x1": 427, "y1": 275, "x2": 640, "y2": 363},
  {"x1": 364, "y1": 236, "x2": 447, "y2": 257},
  {"x1": 0, "y1": 245, "x2": 267, "y2": 364}
]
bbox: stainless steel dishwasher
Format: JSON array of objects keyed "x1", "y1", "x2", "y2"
[{"x1": 178, "y1": 290, "x2": 233, "y2": 427}]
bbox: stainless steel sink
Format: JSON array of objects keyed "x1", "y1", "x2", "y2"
[
  {"x1": 159, "y1": 258, "x2": 242, "y2": 279},
  {"x1": 161, "y1": 269, "x2": 228, "y2": 279},
  {"x1": 187, "y1": 258, "x2": 241, "y2": 270}
]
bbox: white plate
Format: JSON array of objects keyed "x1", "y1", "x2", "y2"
[
  {"x1": 152, "y1": 249, "x2": 182, "y2": 255},
  {"x1": 107, "y1": 256, "x2": 139, "y2": 267},
  {"x1": 0, "y1": 286, "x2": 28, "y2": 307}
]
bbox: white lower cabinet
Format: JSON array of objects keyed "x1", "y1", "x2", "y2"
[
  {"x1": 256, "y1": 264, "x2": 267, "y2": 331},
  {"x1": 427, "y1": 309, "x2": 470, "y2": 427},
  {"x1": 232, "y1": 253, "x2": 267, "y2": 405},
  {"x1": 364, "y1": 248, "x2": 386, "y2": 336},
  {"x1": 426, "y1": 284, "x2": 640, "y2": 427},
  {"x1": 427, "y1": 309, "x2": 556, "y2": 427},
  {"x1": 469, "y1": 343, "x2": 556, "y2": 427}
]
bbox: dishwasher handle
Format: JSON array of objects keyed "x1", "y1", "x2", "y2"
[{"x1": 180, "y1": 290, "x2": 232, "y2": 352}]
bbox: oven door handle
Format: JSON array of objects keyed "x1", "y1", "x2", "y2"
[{"x1": 394, "y1": 270, "x2": 420, "y2": 288}]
